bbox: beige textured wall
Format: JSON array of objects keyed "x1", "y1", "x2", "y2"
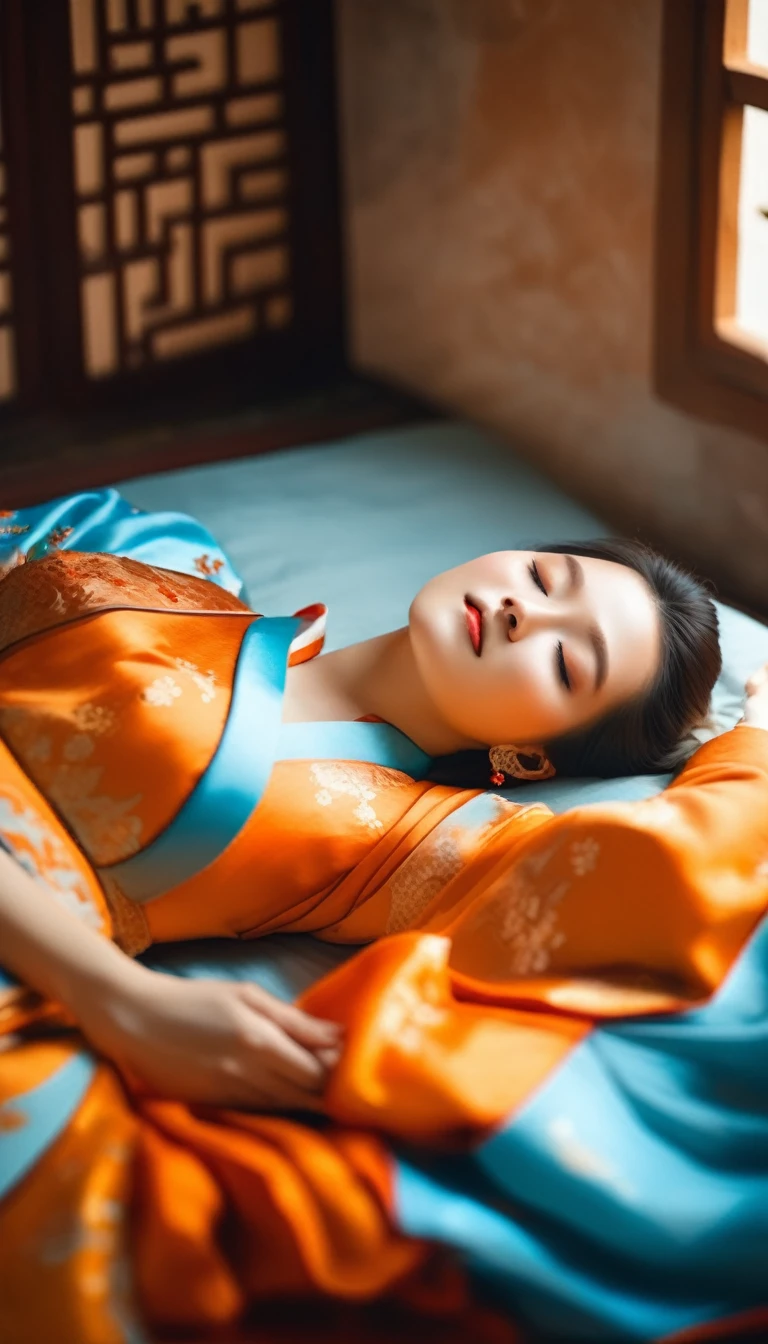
[{"x1": 337, "y1": 0, "x2": 768, "y2": 610}]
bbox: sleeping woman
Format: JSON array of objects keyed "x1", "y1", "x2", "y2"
[{"x1": 1, "y1": 491, "x2": 767, "y2": 1343}]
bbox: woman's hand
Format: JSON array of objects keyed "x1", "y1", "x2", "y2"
[
  {"x1": 0, "y1": 845, "x2": 340, "y2": 1109},
  {"x1": 75, "y1": 962, "x2": 342, "y2": 1110},
  {"x1": 741, "y1": 662, "x2": 768, "y2": 732}
]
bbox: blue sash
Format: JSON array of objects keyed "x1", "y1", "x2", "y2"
[{"x1": 101, "y1": 616, "x2": 431, "y2": 904}]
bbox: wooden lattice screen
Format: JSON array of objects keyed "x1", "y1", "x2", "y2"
[
  {"x1": 0, "y1": 70, "x2": 13, "y2": 404},
  {"x1": 0, "y1": 0, "x2": 343, "y2": 414}
]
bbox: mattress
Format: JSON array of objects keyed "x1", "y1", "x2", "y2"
[{"x1": 121, "y1": 421, "x2": 768, "y2": 991}]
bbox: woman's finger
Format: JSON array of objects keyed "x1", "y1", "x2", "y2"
[
  {"x1": 239, "y1": 983, "x2": 341, "y2": 1050},
  {"x1": 314, "y1": 1044, "x2": 342, "y2": 1071},
  {"x1": 239, "y1": 1008, "x2": 327, "y2": 1091}
]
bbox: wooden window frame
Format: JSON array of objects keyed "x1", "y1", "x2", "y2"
[
  {"x1": 0, "y1": 0, "x2": 347, "y2": 418},
  {"x1": 655, "y1": 0, "x2": 768, "y2": 441}
]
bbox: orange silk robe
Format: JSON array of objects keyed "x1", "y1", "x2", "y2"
[
  {"x1": 0, "y1": 549, "x2": 765, "y2": 1023},
  {"x1": 1, "y1": 550, "x2": 768, "y2": 1343}
]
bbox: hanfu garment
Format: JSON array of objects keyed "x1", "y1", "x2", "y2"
[
  {"x1": 0, "y1": 496, "x2": 767, "y2": 1344},
  {"x1": 0, "y1": 486, "x2": 242, "y2": 597}
]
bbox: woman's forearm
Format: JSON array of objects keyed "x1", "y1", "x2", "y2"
[
  {"x1": 0, "y1": 846, "x2": 142, "y2": 1014},
  {"x1": 0, "y1": 846, "x2": 340, "y2": 1109}
]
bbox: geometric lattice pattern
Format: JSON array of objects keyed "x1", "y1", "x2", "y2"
[
  {"x1": 0, "y1": 80, "x2": 16, "y2": 402},
  {"x1": 69, "y1": 0, "x2": 293, "y2": 379}
]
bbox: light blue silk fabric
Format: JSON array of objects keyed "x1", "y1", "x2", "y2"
[
  {"x1": 145, "y1": 908, "x2": 768, "y2": 1341},
  {"x1": 0, "y1": 486, "x2": 244, "y2": 598},
  {"x1": 101, "y1": 615, "x2": 432, "y2": 903},
  {"x1": 395, "y1": 910, "x2": 768, "y2": 1341},
  {"x1": 0, "y1": 489, "x2": 432, "y2": 904},
  {"x1": 0, "y1": 1052, "x2": 96, "y2": 1203},
  {"x1": 2, "y1": 473, "x2": 767, "y2": 1341},
  {"x1": 120, "y1": 421, "x2": 768, "y2": 817},
  {"x1": 102, "y1": 614, "x2": 300, "y2": 903},
  {"x1": 276, "y1": 719, "x2": 430, "y2": 778},
  {"x1": 17, "y1": 914, "x2": 768, "y2": 1341}
]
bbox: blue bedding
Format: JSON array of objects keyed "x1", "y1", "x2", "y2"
[
  {"x1": 120, "y1": 421, "x2": 768, "y2": 809},
  {"x1": 2, "y1": 425, "x2": 767, "y2": 1340},
  {"x1": 115, "y1": 420, "x2": 768, "y2": 989}
]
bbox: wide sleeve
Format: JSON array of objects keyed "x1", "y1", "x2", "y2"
[
  {"x1": 302, "y1": 726, "x2": 768, "y2": 1141},
  {"x1": 0, "y1": 488, "x2": 244, "y2": 596},
  {"x1": 443, "y1": 724, "x2": 768, "y2": 1015}
]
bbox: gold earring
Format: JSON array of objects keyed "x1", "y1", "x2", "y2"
[{"x1": 489, "y1": 744, "x2": 556, "y2": 786}]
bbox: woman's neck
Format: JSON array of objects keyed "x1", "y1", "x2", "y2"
[{"x1": 283, "y1": 628, "x2": 472, "y2": 758}]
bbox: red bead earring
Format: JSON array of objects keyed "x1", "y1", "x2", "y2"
[{"x1": 488, "y1": 745, "x2": 555, "y2": 786}]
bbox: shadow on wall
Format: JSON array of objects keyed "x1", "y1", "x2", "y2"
[{"x1": 337, "y1": 0, "x2": 768, "y2": 615}]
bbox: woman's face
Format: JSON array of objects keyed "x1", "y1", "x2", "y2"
[{"x1": 408, "y1": 551, "x2": 662, "y2": 748}]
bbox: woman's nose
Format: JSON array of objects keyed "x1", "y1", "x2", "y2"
[
  {"x1": 503, "y1": 596, "x2": 528, "y2": 638},
  {"x1": 502, "y1": 594, "x2": 554, "y2": 639}
]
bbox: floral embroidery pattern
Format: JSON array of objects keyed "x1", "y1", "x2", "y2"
[
  {"x1": 0, "y1": 789, "x2": 105, "y2": 930},
  {"x1": 634, "y1": 797, "x2": 683, "y2": 831},
  {"x1": 569, "y1": 836, "x2": 600, "y2": 876},
  {"x1": 0, "y1": 550, "x2": 246, "y2": 659},
  {"x1": 386, "y1": 827, "x2": 464, "y2": 933},
  {"x1": 174, "y1": 658, "x2": 217, "y2": 703},
  {"x1": 385, "y1": 793, "x2": 530, "y2": 935},
  {"x1": 48, "y1": 525, "x2": 74, "y2": 548},
  {"x1": 310, "y1": 762, "x2": 380, "y2": 829},
  {"x1": 141, "y1": 675, "x2": 182, "y2": 708},
  {"x1": 194, "y1": 553, "x2": 225, "y2": 578},
  {"x1": 53, "y1": 766, "x2": 142, "y2": 864},
  {"x1": 63, "y1": 734, "x2": 94, "y2": 763},
  {"x1": 309, "y1": 762, "x2": 410, "y2": 832},
  {"x1": 377, "y1": 940, "x2": 449, "y2": 1055},
  {"x1": 0, "y1": 707, "x2": 143, "y2": 865},
  {"x1": 141, "y1": 661, "x2": 217, "y2": 708},
  {"x1": 497, "y1": 846, "x2": 570, "y2": 974},
  {"x1": 469, "y1": 837, "x2": 571, "y2": 977},
  {"x1": 73, "y1": 703, "x2": 116, "y2": 736},
  {"x1": 471, "y1": 821, "x2": 607, "y2": 976}
]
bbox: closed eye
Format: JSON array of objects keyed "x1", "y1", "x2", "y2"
[
  {"x1": 529, "y1": 559, "x2": 547, "y2": 595},
  {"x1": 556, "y1": 641, "x2": 572, "y2": 692}
]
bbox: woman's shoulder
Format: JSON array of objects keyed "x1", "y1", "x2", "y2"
[{"x1": 0, "y1": 550, "x2": 250, "y2": 659}]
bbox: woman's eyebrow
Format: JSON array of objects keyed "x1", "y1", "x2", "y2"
[
  {"x1": 566, "y1": 556, "x2": 608, "y2": 692},
  {"x1": 590, "y1": 624, "x2": 609, "y2": 693},
  {"x1": 565, "y1": 553, "x2": 584, "y2": 591}
]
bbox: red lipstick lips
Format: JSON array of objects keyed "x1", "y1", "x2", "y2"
[{"x1": 464, "y1": 596, "x2": 483, "y2": 656}]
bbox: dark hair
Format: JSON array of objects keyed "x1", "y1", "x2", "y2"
[{"x1": 429, "y1": 538, "x2": 722, "y2": 788}]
